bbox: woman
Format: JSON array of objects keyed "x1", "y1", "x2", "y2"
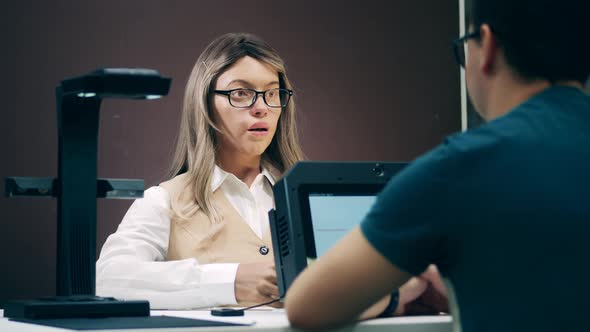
[{"x1": 96, "y1": 32, "x2": 304, "y2": 309}]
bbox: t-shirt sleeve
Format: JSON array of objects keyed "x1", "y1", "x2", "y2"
[{"x1": 361, "y1": 141, "x2": 458, "y2": 276}]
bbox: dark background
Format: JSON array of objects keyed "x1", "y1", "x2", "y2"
[{"x1": 0, "y1": 0, "x2": 460, "y2": 306}]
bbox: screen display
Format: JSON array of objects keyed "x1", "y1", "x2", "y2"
[{"x1": 308, "y1": 194, "x2": 377, "y2": 257}]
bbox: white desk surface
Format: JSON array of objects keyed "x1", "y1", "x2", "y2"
[{"x1": 0, "y1": 308, "x2": 453, "y2": 332}]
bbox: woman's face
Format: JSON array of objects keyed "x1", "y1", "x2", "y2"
[{"x1": 211, "y1": 56, "x2": 282, "y2": 159}]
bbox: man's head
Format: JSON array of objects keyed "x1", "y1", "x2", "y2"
[{"x1": 460, "y1": 0, "x2": 590, "y2": 118}]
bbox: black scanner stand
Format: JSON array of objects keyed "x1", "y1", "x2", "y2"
[{"x1": 3, "y1": 69, "x2": 171, "y2": 321}]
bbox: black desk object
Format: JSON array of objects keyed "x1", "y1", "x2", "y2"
[
  {"x1": 4, "y1": 296, "x2": 149, "y2": 319},
  {"x1": 3, "y1": 68, "x2": 171, "y2": 320}
]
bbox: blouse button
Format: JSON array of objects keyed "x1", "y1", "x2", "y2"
[{"x1": 259, "y1": 246, "x2": 269, "y2": 255}]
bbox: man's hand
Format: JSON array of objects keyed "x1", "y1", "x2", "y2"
[
  {"x1": 395, "y1": 265, "x2": 448, "y2": 316},
  {"x1": 235, "y1": 261, "x2": 283, "y2": 307}
]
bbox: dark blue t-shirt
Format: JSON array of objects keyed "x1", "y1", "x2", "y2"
[{"x1": 361, "y1": 86, "x2": 590, "y2": 332}]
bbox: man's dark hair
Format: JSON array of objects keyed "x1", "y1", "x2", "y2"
[{"x1": 471, "y1": 0, "x2": 590, "y2": 84}]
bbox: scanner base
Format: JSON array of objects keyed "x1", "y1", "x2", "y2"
[{"x1": 3, "y1": 296, "x2": 150, "y2": 319}]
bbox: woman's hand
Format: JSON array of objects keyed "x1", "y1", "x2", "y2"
[
  {"x1": 235, "y1": 261, "x2": 283, "y2": 307},
  {"x1": 395, "y1": 265, "x2": 448, "y2": 316}
]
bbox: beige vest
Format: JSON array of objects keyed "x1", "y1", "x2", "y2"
[{"x1": 160, "y1": 174, "x2": 274, "y2": 265}]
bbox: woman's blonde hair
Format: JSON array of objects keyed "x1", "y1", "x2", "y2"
[{"x1": 166, "y1": 32, "x2": 304, "y2": 222}]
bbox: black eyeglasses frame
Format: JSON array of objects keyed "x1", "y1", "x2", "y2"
[
  {"x1": 452, "y1": 30, "x2": 481, "y2": 68},
  {"x1": 213, "y1": 88, "x2": 293, "y2": 108}
]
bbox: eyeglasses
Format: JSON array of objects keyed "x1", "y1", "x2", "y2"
[
  {"x1": 452, "y1": 31, "x2": 481, "y2": 68},
  {"x1": 213, "y1": 88, "x2": 293, "y2": 108}
]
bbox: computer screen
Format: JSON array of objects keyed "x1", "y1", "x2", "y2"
[
  {"x1": 269, "y1": 161, "x2": 407, "y2": 298},
  {"x1": 308, "y1": 194, "x2": 377, "y2": 257}
]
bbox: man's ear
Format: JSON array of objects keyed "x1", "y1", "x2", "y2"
[{"x1": 478, "y1": 24, "x2": 499, "y2": 75}]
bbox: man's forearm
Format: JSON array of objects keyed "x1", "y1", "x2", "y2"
[{"x1": 359, "y1": 295, "x2": 391, "y2": 320}]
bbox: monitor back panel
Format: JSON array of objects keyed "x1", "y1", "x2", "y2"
[{"x1": 269, "y1": 161, "x2": 407, "y2": 298}]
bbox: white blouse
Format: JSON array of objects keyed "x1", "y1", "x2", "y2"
[{"x1": 96, "y1": 166, "x2": 276, "y2": 309}]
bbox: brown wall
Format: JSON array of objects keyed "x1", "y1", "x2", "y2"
[{"x1": 0, "y1": 0, "x2": 460, "y2": 306}]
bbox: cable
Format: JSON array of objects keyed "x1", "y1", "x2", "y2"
[
  {"x1": 240, "y1": 298, "x2": 280, "y2": 311},
  {"x1": 210, "y1": 299, "x2": 280, "y2": 317}
]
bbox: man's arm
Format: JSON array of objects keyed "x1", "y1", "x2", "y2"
[{"x1": 285, "y1": 226, "x2": 412, "y2": 330}]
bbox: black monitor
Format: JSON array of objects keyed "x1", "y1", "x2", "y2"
[{"x1": 269, "y1": 161, "x2": 407, "y2": 298}]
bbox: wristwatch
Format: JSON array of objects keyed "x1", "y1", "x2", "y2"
[{"x1": 377, "y1": 290, "x2": 399, "y2": 318}]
